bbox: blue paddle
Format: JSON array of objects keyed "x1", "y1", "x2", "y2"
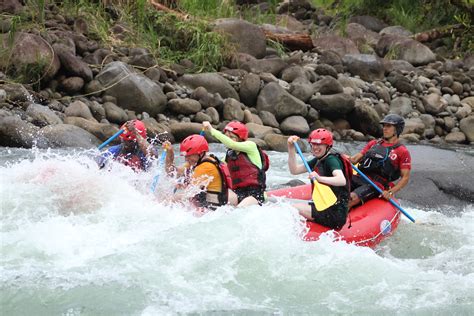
[
  {"x1": 150, "y1": 149, "x2": 167, "y2": 192},
  {"x1": 351, "y1": 164, "x2": 415, "y2": 223},
  {"x1": 98, "y1": 129, "x2": 124, "y2": 150}
]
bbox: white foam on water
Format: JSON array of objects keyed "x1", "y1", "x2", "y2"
[{"x1": 0, "y1": 148, "x2": 473, "y2": 315}]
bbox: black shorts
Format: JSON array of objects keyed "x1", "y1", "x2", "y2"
[
  {"x1": 350, "y1": 175, "x2": 379, "y2": 203},
  {"x1": 192, "y1": 191, "x2": 227, "y2": 211},
  {"x1": 234, "y1": 187, "x2": 265, "y2": 205},
  {"x1": 309, "y1": 200, "x2": 348, "y2": 230}
]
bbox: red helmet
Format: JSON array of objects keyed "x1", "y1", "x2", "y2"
[
  {"x1": 224, "y1": 121, "x2": 249, "y2": 140},
  {"x1": 180, "y1": 134, "x2": 209, "y2": 156},
  {"x1": 308, "y1": 129, "x2": 333, "y2": 146},
  {"x1": 120, "y1": 120, "x2": 147, "y2": 141}
]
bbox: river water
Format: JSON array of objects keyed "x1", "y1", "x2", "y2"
[{"x1": 1, "y1": 144, "x2": 473, "y2": 315}]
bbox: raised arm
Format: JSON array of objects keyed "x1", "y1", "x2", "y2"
[{"x1": 287, "y1": 136, "x2": 307, "y2": 175}]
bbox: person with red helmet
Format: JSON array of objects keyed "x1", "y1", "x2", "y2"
[
  {"x1": 98, "y1": 120, "x2": 157, "y2": 171},
  {"x1": 287, "y1": 129, "x2": 350, "y2": 230},
  {"x1": 348, "y1": 114, "x2": 411, "y2": 208},
  {"x1": 202, "y1": 121, "x2": 270, "y2": 207},
  {"x1": 164, "y1": 134, "x2": 236, "y2": 210}
]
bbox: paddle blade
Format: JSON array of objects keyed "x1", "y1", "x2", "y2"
[{"x1": 312, "y1": 181, "x2": 337, "y2": 211}]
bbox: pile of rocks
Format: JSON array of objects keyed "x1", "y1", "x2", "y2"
[{"x1": 0, "y1": 0, "x2": 472, "y2": 151}]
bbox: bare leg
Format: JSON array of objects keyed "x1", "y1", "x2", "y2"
[
  {"x1": 237, "y1": 196, "x2": 259, "y2": 207},
  {"x1": 293, "y1": 203, "x2": 313, "y2": 220},
  {"x1": 227, "y1": 189, "x2": 239, "y2": 206},
  {"x1": 348, "y1": 192, "x2": 361, "y2": 209}
]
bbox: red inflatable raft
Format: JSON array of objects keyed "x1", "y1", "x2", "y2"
[{"x1": 267, "y1": 184, "x2": 401, "y2": 247}]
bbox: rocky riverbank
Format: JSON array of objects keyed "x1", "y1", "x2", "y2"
[{"x1": 1, "y1": 0, "x2": 473, "y2": 151}]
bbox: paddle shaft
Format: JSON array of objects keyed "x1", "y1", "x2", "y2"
[
  {"x1": 351, "y1": 164, "x2": 415, "y2": 223},
  {"x1": 150, "y1": 149, "x2": 167, "y2": 192},
  {"x1": 293, "y1": 142, "x2": 314, "y2": 175},
  {"x1": 98, "y1": 129, "x2": 124, "y2": 150}
]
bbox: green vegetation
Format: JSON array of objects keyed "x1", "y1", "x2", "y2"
[
  {"x1": 312, "y1": 0, "x2": 473, "y2": 55},
  {"x1": 3, "y1": 0, "x2": 472, "y2": 82},
  {"x1": 320, "y1": 0, "x2": 471, "y2": 32}
]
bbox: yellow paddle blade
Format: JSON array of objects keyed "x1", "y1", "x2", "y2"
[
  {"x1": 353, "y1": 163, "x2": 359, "y2": 175},
  {"x1": 312, "y1": 181, "x2": 338, "y2": 211}
]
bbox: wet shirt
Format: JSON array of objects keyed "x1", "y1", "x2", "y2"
[
  {"x1": 361, "y1": 139, "x2": 411, "y2": 171},
  {"x1": 308, "y1": 155, "x2": 343, "y2": 177},
  {"x1": 192, "y1": 161, "x2": 222, "y2": 192}
]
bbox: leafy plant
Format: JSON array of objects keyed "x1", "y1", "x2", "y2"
[{"x1": 267, "y1": 39, "x2": 287, "y2": 57}]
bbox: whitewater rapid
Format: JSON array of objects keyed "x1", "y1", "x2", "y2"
[{"x1": 1, "y1": 145, "x2": 472, "y2": 315}]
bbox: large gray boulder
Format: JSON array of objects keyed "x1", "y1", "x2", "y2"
[
  {"x1": 37, "y1": 124, "x2": 101, "y2": 148},
  {"x1": 309, "y1": 93, "x2": 355, "y2": 119},
  {"x1": 281, "y1": 65, "x2": 307, "y2": 83},
  {"x1": 213, "y1": 18, "x2": 266, "y2": 58},
  {"x1": 398, "y1": 145, "x2": 474, "y2": 208},
  {"x1": 53, "y1": 43, "x2": 93, "y2": 82},
  {"x1": 168, "y1": 98, "x2": 202, "y2": 115},
  {"x1": 376, "y1": 35, "x2": 436, "y2": 66},
  {"x1": 64, "y1": 100, "x2": 95, "y2": 121},
  {"x1": 222, "y1": 98, "x2": 245, "y2": 121},
  {"x1": 280, "y1": 116, "x2": 310, "y2": 135},
  {"x1": 245, "y1": 123, "x2": 274, "y2": 139},
  {"x1": 290, "y1": 78, "x2": 315, "y2": 102},
  {"x1": 141, "y1": 117, "x2": 173, "y2": 142},
  {"x1": 342, "y1": 54, "x2": 385, "y2": 82},
  {"x1": 258, "y1": 111, "x2": 279, "y2": 128},
  {"x1": 256, "y1": 82, "x2": 308, "y2": 120},
  {"x1": 0, "y1": 0, "x2": 23, "y2": 14},
  {"x1": 460, "y1": 116, "x2": 474, "y2": 142},
  {"x1": 1, "y1": 83, "x2": 30, "y2": 103},
  {"x1": 103, "y1": 102, "x2": 128, "y2": 124},
  {"x1": 26, "y1": 104, "x2": 63, "y2": 127},
  {"x1": 345, "y1": 23, "x2": 380, "y2": 47},
  {"x1": 348, "y1": 99, "x2": 381, "y2": 136},
  {"x1": 390, "y1": 96, "x2": 413, "y2": 116},
  {"x1": 170, "y1": 122, "x2": 209, "y2": 142},
  {"x1": 264, "y1": 133, "x2": 307, "y2": 152},
  {"x1": 178, "y1": 73, "x2": 239, "y2": 101},
  {"x1": 96, "y1": 61, "x2": 167, "y2": 116},
  {"x1": 312, "y1": 36, "x2": 359, "y2": 57},
  {"x1": 445, "y1": 131, "x2": 466, "y2": 144},
  {"x1": 239, "y1": 73, "x2": 261, "y2": 106},
  {"x1": 349, "y1": 15, "x2": 388, "y2": 32},
  {"x1": 0, "y1": 32, "x2": 60, "y2": 81},
  {"x1": 380, "y1": 25, "x2": 413, "y2": 37},
  {"x1": 422, "y1": 93, "x2": 448, "y2": 114},
  {"x1": 0, "y1": 115, "x2": 40, "y2": 148},
  {"x1": 64, "y1": 117, "x2": 118, "y2": 142},
  {"x1": 313, "y1": 76, "x2": 343, "y2": 95},
  {"x1": 241, "y1": 58, "x2": 287, "y2": 76},
  {"x1": 403, "y1": 118, "x2": 425, "y2": 135}
]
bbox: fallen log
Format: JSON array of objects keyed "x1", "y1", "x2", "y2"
[
  {"x1": 411, "y1": 24, "x2": 465, "y2": 43},
  {"x1": 263, "y1": 30, "x2": 314, "y2": 51}
]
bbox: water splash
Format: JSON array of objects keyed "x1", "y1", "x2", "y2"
[{"x1": 0, "y1": 148, "x2": 473, "y2": 315}]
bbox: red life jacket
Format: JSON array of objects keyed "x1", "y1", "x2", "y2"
[
  {"x1": 225, "y1": 146, "x2": 269, "y2": 190},
  {"x1": 117, "y1": 152, "x2": 145, "y2": 171}
]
